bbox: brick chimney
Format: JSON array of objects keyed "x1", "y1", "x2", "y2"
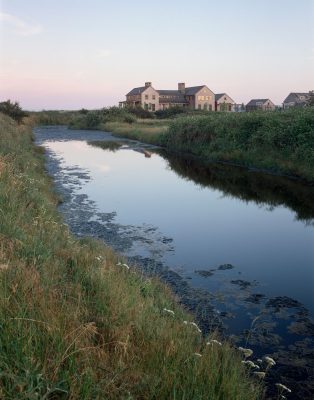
[
  {"x1": 178, "y1": 82, "x2": 185, "y2": 93},
  {"x1": 145, "y1": 82, "x2": 152, "y2": 87}
]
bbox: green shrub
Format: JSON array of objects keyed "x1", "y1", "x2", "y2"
[{"x1": 0, "y1": 100, "x2": 27, "y2": 123}]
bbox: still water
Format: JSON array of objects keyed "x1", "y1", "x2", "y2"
[{"x1": 35, "y1": 126, "x2": 314, "y2": 399}]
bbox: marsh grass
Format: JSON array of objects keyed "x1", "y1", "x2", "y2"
[
  {"x1": 0, "y1": 113, "x2": 263, "y2": 398},
  {"x1": 163, "y1": 108, "x2": 314, "y2": 182},
  {"x1": 103, "y1": 121, "x2": 168, "y2": 145}
]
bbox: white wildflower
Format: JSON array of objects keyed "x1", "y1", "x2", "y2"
[
  {"x1": 241, "y1": 360, "x2": 259, "y2": 369},
  {"x1": 253, "y1": 371, "x2": 266, "y2": 379},
  {"x1": 206, "y1": 339, "x2": 222, "y2": 346},
  {"x1": 182, "y1": 321, "x2": 201, "y2": 333},
  {"x1": 275, "y1": 383, "x2": 291, "y2": 393},
  {"x1": 264, "y1": 356, "x2": 276, "y2": 366},
  {"x1": 194, "y1": 353, "x2": 202, "y2": 357},
  {"x1": 163, "y1": 308, "x2": 175, "y2": 316},
  {"x1": 238, "y1": 347, "x2": 253, "y2": 358},
  {"x1": 190, "y1": 322, "x2": 202, "y2": 333},
  {"x1": 122, "y1": 263, "x2": 130, "y2": 269},
  {"x1": 257, "y1": 359, "x2": 263, "y2": 363}
]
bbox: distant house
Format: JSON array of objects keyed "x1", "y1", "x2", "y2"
[
  {"x1": 215, "y1": 93, "x2": 235, "y2": 112},
  {"x1": 283, "y1": 92, "x2": 310, "y2": 109},
  {"x1": 120, "y1": 82, "x2": 159, "y2": 112},
  {"x1": 246, "y1": 99, "x2": 275, "y2": 112},
  {"x1": 120, "y1": 82, "x2": 216, "y2": 111}
]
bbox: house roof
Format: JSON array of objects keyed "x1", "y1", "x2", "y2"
[
  {"x1": 215, "y1": 93, "x2": 235, "y2": 103},
  {"x1": 215, "y1": 93, "x2": 226, "y2": 100},
  {"x1": 126, "y1": 86, "x2": 148, "y2": 96},
  {"x1": 185, "y1": 86, "x2": 206, "y2": 95},
  {"x1": 246, "y1": 99, "x2": 270, "y2": 106},
  {"x1": 283, "y1": 92, "x2": 309, "y2": 103}
]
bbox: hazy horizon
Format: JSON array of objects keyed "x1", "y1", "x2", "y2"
[{"x1": 1, "y1": 0, "x2": 314, "y2": 110}]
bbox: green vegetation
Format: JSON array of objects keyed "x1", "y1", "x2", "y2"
[
  {"x1": 163, "y1": 108, "x2": 314, "y2": 182},
  {"x1": 103, "y1": 108, "x2": 314, "y2": 182},
  {"x1": 0, "y1": 112, "x2": 262, "y2": 399},
  {"x1": 0, "y1": 100, "x2": 27, "y2": 124},
  {"x1": 32, "y1": 106, "x2": 314, "y2": 181},
  {"x1": 69, "y1": 107, "x2": 137, "y2": 130},
  {"x1": 29, "y1": 110, "x2": 77, "y2": 125}
]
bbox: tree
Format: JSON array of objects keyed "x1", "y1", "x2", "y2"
[{"x1": 0, "y1": 100, "x2": 27, "y2": 123}]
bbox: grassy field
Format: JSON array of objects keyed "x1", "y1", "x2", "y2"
[{"x1": 0, "y1": 112, "x2": 263, "y2": 399}]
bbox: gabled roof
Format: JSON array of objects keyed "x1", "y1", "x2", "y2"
[
  {"x1": 215, "y1": 93, "x2": 235, "y2": 103},
  {"x1": 283, "y1": 92, "x2": 310, "y2": 103},
  {"x1": 246, "y1": 99, "x2": 270, "y2": 106},
  {"x1": 215, "y1": 93, "x2": 225, "y2": 100},
  {"x1": 126, "y1": 87, "x2": 146, "y2": 96},
  {"x1": 185, "y1": 85, "x2": 206, "y2": 95}
]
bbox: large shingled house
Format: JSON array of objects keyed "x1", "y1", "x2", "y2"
[{"x1": 120, "y1": 82, "x2": 216, "y2": 111}]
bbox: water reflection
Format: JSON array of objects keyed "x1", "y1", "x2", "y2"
[{"x1": 156, "y1": 149, "x2": 314, "y2": 224}]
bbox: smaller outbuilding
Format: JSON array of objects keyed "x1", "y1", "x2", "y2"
[
  {"x1": 246, "y1": 99, "x2": 275, "y2": 112},
  {"x1": 215, "y1": 93, "x2": 235, "y2": 112}
]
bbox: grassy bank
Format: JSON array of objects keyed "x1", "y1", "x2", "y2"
[
  {"x1": 0, "y1": 113, "x2": 262, "y2": 398},
  {"x1": 163, "y1": 108, "x2": 314, "y2": 182},
  {"x1": 106, "y1": 108, "x2": 314, "y2": 182}
]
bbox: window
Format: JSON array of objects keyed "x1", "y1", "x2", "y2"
[
  {"x1": 198, "y1": 104, "x2": 202, "y2": 110},
  {"x1": 145, "y1": 95, "x2": 148, "y2": 100},
  {"x1": 152, "y1": 104, "x2": 155, "y2": 111},
  {"x1": 152, "y1": 95, "x2": 156, "y2": 100},
  {"x1": 144, "y1": 103, "x2": 148, "y2": 110}
]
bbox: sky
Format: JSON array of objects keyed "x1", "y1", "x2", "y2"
[{"x1": 0, "y1": 0, "x2": 313, "y2": 110}]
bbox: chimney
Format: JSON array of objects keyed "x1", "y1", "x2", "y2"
[
  {"x1": 178, "y1": 82, "x2": 185, "y2": 93},
  {"x1": 145, "y1": 82, "x2": 152, "y2": 87}
]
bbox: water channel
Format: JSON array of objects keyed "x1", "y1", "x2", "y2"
[{"x1": 35, "y1": 126, "x2": 314, "y2": 400}]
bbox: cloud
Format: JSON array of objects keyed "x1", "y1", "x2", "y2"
[
  {"x1": 0, "y1": 12, "x2": 42, "y2": 36},
  {"x1": 96, "y1": 49, "x2": 112, "y2": 59}
]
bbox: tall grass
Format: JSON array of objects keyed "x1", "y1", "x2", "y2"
[
  {"x1": 0, "y1": 112, "x2": 262, "y2": 398},
  {"x1": 162, "y1": 108, "x2": 314, "y2": 182}
]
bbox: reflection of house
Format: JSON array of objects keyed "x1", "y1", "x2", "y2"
[
  {"x1": 215, "y1": 93, "x2": 235, "y2": 112},
  {"x1": 283, "y1": 92, "x2": 310, "y2": 109},
  {"x1": 120, "y1": 82, "x2": 216, "y2": 111},
  {"x1": 246, "y1": 99, "x2": 275, "y2": 112}
]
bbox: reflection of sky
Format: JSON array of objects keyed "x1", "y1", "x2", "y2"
[{"x1": 46, "y1": 140, "x2": 314, "y2": 315}]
